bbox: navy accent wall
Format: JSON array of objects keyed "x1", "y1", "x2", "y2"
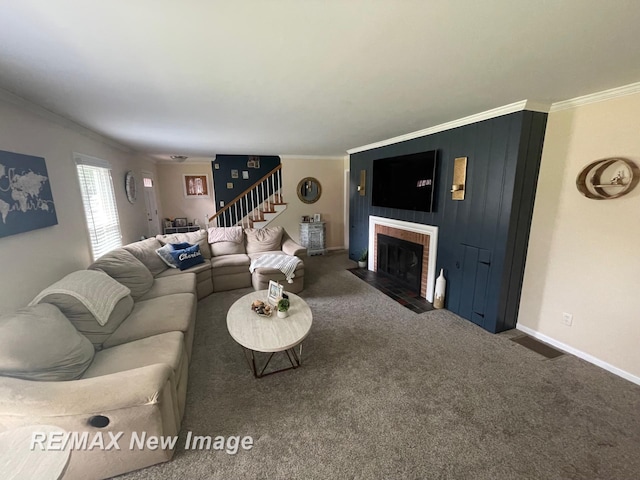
[
  {"x1": 349, "y1": 111, "x2": 547, "y2": 333},
  {"x1": 212, "y1": 155, "x2": 280, "y2": 206}
]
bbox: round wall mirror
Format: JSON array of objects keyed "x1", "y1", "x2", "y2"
[{"x1": 297, "y1": 177, "x2": 322, "y2": 204}]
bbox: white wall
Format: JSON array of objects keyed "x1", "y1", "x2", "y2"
[
  {"x1": 518, "y1": 91, "x2": 640, "y2": 380},
  {"x1": 0, "y1": 93, "x2": 158, "y2": 312}
]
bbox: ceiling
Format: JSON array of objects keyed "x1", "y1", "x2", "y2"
[{"x1": 0, "y1": 1, "x2": 639, "y2": 159}]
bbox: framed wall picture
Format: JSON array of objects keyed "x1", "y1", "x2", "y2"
[
  {"x1": 267, "y1": 280, "x2": 283, "y2": 305},
  {"x1": 231, "y1": 169, "x2": 239, "y2": 179},
  {"x1": 242, "y1": 171, "x2": 249, "y2": 179},
  {"x1": 227, "y1": 182, "x2": 234, "y2": 189},
  {"x1": 0, "y1": 150, "x2": 58, "y2": 238},
  {"x1": 183, "y1": 174, "x2": 211, "y2": 198}
]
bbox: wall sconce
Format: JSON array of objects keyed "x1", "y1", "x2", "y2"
[
  {"x1": 357, "y1": 170, "x2": 366, "y2": 196},
  {"x1": 451, "y1": 157, "x2": 467, "y2": 200}
]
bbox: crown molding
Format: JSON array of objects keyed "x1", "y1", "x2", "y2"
[
  {"x1": 550, "y1": 81, "x2": 640, "y2": 112},
  {"x1": 347, "y1": 100, "x2": 550, "y2": 155},
  {"x1": 0, "y1": 87, "x2": 135, "y2": 154}
]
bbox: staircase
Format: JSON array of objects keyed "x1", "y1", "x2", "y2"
[{"x1": 208, "y1": 165, "x2": 286, "y2": 229}]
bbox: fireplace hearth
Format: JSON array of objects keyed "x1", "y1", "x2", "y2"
[{"x1": 376, "y1": 234, "x2": 423, "y2": 293}]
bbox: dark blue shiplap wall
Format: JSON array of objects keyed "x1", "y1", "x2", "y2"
[
  {"x1": 212, "y1": 155, "x2": 280, "y2": 206},
  {"x1": 349, "y1": 110, "x2": 547, "y2": 333}
]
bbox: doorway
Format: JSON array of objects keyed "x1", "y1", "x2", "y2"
[{"x1": 141, "y1": 171, "x2": 160, "y2": 237}]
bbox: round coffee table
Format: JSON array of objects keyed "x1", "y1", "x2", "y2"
[{"x1": 227, "y1": 290, "x2": 312, "y2": 378}]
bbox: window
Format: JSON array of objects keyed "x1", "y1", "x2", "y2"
[{"x1": 75, "y1": 153, "x2": 122, "y2": 260}]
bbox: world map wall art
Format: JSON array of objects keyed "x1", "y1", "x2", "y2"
[{"x1": 0, "y1": 149, "x2": 58, "y2": 238}]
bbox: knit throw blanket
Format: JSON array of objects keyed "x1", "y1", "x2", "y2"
[
  {"x1": 249, "y1": 254, "x2": 301, "y2": 284},
  {"x1": 29, "y1": 270, "x2": 130, "y2": 326}
]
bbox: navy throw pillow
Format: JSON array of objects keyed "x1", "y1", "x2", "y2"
[
  {"x1": 170, "y1": 242, "x2": 192, "y2": 250},
  {"x1": 169, "y1": 244, "x2": 205, "y2": 271}
]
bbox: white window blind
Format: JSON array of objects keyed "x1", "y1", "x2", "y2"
[{"x1": 75, "y1": 154, "x2": 122, "y2": 260}]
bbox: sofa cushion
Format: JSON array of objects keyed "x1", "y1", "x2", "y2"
[
  {"x1": 0, "y1": 304, "x2": 94, "y2": 381},
  {"x1": 82, "y1": 332, "x2": 185, "y2": 379},
  {"x1": 138, "y1": 273, "x2": 197, "y2": 301},
  {"x1": 244, "y1": 226, "x2": 284, "y2": 254},
  {"x1": 102, "y1": 293, "x2": 196, "y2": 349},
  {"x1": 210, "y1": 253, "x2": 251, "y2": 268},
  {"x1": 210, "y1": 241, "x2": 246, "y2": 256},
  {"x1": 38, "y1": 293, "x2": 134, "y2": 348},
  {"x1": 156, "y1": 258, "x2": 211, "y2": 278},
  {"x1": 208, "y1": 226, "x2": 246, "y2": 256},
  {"x1": 157, "y1": 230, "x2": 211, "y2": 259},
  {"x1": 89, "y1": 249, "x2": 154, "y2": 300},
  {"x1": 123, "y1": 237, "x2": 168, "y2": 276}
]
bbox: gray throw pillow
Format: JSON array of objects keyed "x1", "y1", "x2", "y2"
[
  {"x1": 0, "y1": 304, "x2": 94, "y2": 381},
  {"x1": 88, "y1": 249, "x2": 153, "y2": 300}
]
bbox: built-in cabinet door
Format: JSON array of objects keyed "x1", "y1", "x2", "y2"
[{"x1": 457, "y1": 244, "x2": 491, "y2": 327}]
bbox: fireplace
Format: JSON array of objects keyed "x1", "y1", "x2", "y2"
[
  {"x1": 377, "y1": 234, "x2": 423, "y2": 293},
  {"x1": 368, "y1": 216, "x2": 438, "y2": 302}
]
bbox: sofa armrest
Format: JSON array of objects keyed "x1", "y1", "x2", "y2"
[
  {"x1": 0, "y1": 363, "x2": 173, "y2": 417},
  {"x1": 282, "y1": 237, "x2": 306, "y2": 257}
]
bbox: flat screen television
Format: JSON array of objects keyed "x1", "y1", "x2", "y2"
[{"x1": 372, "y1": 150, "x2": 437, "y2": 212}]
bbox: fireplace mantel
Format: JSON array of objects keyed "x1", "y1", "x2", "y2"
[{"x1": 368, "y1": 216, "x2": 438, "y2": 302}]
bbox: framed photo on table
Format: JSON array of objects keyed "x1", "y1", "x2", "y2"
[
  {"x1": 267, "y1": 280, "x2": 283, "y2": 305},
  {"x1": 174, "y1": 217, "x2": 188, "y2": 228}
]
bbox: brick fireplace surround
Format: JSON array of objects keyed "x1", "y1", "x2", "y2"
[{"x1": 368, "y1": 216, "x2": 439, "y2": 302}]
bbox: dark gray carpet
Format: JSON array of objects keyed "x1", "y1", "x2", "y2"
[{"x1": 118, "y1": 251, "x2": 640, "y2": 480}]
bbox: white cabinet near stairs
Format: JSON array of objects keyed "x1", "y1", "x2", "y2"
[{"x1": 300, "y1": 222, "x2": 327, "y2": 255}]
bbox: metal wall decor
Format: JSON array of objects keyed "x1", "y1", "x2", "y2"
[
  {"x1": 451, "y1": 157, "x2": 467, "y2": 200},
  {"x1": 576, "y1": 157, "x2": 639, "y2": 200}
]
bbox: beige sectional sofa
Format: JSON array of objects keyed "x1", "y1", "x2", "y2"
[
  {"x1": 0, "y1": 250, "x2": 197, "y2": 479},
  {"x1": 150, "y1": 226, "x2": 306, "y2": 295},
  {"x1": 0, "y1": 225, "x2": 305, "y2": 479}
]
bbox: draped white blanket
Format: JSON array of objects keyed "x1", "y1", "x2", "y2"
[
  {"x1": 29, "y1": 270, "x2": 130, "y2": 326},
  {"x1": 249, "y1": 254, "x2": 301, "y2": 284}
]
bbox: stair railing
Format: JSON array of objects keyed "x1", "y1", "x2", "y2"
[{"x1": 209, "y1": 164, "x2": 282, "y2": 228}]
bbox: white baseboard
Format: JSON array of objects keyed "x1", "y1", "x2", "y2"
[{"x1": 515, "y1": 324, "x2": 640, "y2": 386}]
